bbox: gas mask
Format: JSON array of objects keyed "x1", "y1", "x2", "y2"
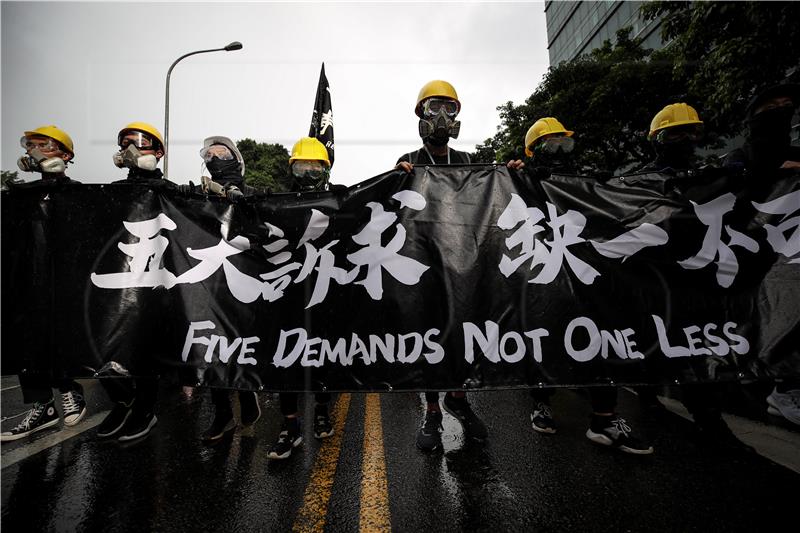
[
  {"x1": 533, "y1": 136, "x2": 575, "y2": 167},
  {"x1": 17, "y1": 148, "x2": 67, "y2": 174},
  {"x1": 418, "y1": 98, "x2": 460, "y2": 146},
  {"x1": 291, "y1": 161, "x2": 330, "y2": 191},
  {"x1": 113, "y1": 144, "x2": 158, "y2": 171}
]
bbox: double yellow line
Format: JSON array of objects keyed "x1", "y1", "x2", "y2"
[{"x1": 292, "y1": 393, "x2": 391, "y2": 532}]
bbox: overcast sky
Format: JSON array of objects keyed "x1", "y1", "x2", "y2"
[{"x1": 2, "y1": 1, "x2": 550, "y2": 186}]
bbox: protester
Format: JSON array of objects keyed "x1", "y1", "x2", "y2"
[
  {"x1": 0, "y1": 126, "x2": 87, "y2": 442},
  {"x1": 724, "y1": 84, "x2": 800, "y2": 426},
  {"x1": 522, "y1": 117, "x2": 577, "y2": 179},
  {"x1": 268, "y1": 137, "x2": 337, "y2": 460},
  {"x1": 95, "y1": 122, "x2": 170, "y2": 442},
  {"x1": 395, "y1": 80, "x2": 489, "y2": 452},
  {"x1": 521, "y1": 117, "x2": 654, "y2": 454},
  {"x1": 196, "y1": 136, "x2": 263, "y2": 442}
]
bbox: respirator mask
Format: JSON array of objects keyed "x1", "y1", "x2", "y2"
[{"x1": 418, "y1": 98, "x2": 460, "y2": 146}]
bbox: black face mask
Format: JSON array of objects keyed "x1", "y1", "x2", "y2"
[
  {"x1": 747, "y1": 106, "x2": 795, "y2": 168},
  {"x1": 654, "y1": 139, "x2": 696, "y2": 170},
  {"x1": 206, "y1": 157, "x2": 242, "y2": 183},
  {"x1": 748, "y1": 105, "x2": 794, "y2": 143}
]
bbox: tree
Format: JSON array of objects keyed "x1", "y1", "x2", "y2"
[
  {"x1": 475, "y1": 28, "x2": 684, "y2": 174},
  {"x1": 641, "y1": 1, "x2": 800, "y2": 138},
  {"x1": 236, "y1": 138, "x2": 293, "y2": 192},
  {"x1": 1, "y1": 170, "x2": 21, "y2": 190}
]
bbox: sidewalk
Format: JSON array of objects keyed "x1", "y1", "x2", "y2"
[{"x1": 657, "y1": 394, "x2": 800, "y2": 473}]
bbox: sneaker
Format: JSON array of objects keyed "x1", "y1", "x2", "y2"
[
  {"x1": 766, "y1": 388, "x2": 800, "y2": 426},
  {"x1": 0, "y1": 400, "x2": 59, "y2": 442},
  {"x1": 239, "y1": 391, "x2": 261, "y2": 427},
  {"x1": 313, "y1": 406, "x2": 334, "y2": 439},
  {"x1": 61, "y1": 390, "x2": 87, "y2": 427},
  {"x1": 586, "y1": 415, "x2": 654, "y2": 455},
  {"x1": 97, "y1": 403, "x2": 133, "y2": 439},
  {"x1": 416, "y1": 410, "x2": 443, "y2": 452},
  {"x1": 201, "y1": 414, "x2": 236, "y2": 442},
  {"x1": 117, "y1": 410, "x2": 157, "y2": 442},
  {"x1": 443, "y1": 394, "x2": 488, "y2": 440},
  {"x1": 268, "y1": 419, "x2": 302, "y2": 460},
  {"x1": 531, "y1": 402, "x2": 557, "y2": 434}
]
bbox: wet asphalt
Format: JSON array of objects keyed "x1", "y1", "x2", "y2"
[{"x1": 1, "y1": 377, "x2": 798, "y2": 532}]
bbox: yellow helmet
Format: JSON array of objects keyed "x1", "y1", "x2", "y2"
[
  {"x1": 648, "y1": 103, "x2": 703, "y2": 140},
  {"x1": 22, "y1": 125, "x2": 74, "y2": 156},
  {"x1": 118, "y1": 122, "x2": 165, "y2": 150},
  {"x1": 289, "y1": 137, "x2": 330, "y2": 166},
  {"x1": 415, "y1": 80, "x2": 460, "y2": 117},
  {"x1": 524, "y1": 118, "x2": 574, "y2": 157}
]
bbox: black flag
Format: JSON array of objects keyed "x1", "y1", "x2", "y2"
[{"x1": 308, "y1": 63, "x2": 334, "y2": 167}]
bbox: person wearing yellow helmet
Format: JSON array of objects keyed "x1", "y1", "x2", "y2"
[
  {"x1": 0, "y1": 125, "x2": 88, "y2": 442},
  {"x1": 94, "y1": 122, "x2": 172, "y2": 443},
  {"x1": 112, "y1": 122, "x2": 172, "y2": 186},
  {"x1": 267, "y1": 136, "x2": 338, "y2": 460},
  {"x1": 394, "y1": 83, "x2": 490, "y2": 453},
  {"x1": 522, "y1": 117, "x2": 577, "y2": 179},
  {"x1": 288, "y1": 136, "x2": 333, "y2": 192},
  {"x1": 15, "y1": 125, "x2": 77, "y2": 183},
  {"x1": 642, "y1": 103, "x2": 705, "y2": 173},
  {"x1": 396, "y1": 80, "x2": 471, "y2": 173}
]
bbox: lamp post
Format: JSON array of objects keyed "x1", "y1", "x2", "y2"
[{"x1": 163, "y1": 41, "x2": 242, "y2": 179}]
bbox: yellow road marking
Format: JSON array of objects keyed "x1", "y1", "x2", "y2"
[
  {"x1": 359, "y1": 393, "x2": 391, "y2": 532},
  {"x1": 293, "y1": 393, "x2": 352, "y2": 533}
]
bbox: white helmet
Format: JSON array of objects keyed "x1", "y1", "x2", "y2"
[{"x1": 199, "y1": 136, "x2": 245, "y2": 177}]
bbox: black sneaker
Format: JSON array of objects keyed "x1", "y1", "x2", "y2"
[
  {"x1": 531, "y1": 402, "x2": 557, "y2": 434},
  {"x1": 0, "y1": 400, "x2": 59, "y2": 442},
  {"x1": 97, "y1": 402, "x2": 133, "y2": 439},
  {"x1": 117, "y1": 410, "x2": 157, "y2": 442},
  {"x1": 268, "y1": 419, "x2": 302, "y2": 460},
  {"x1": 416, "y1": 410, "x2": 443, "y2": 452},
  {"x1": 443, "y1": 394, "x2": 488, "y2": 440},
  {"x1": 239, "y1": 391, "x2": 261, "y2": 427},
  {"x1": 61, "y1": 389, "x2": 87, "y2": 427},
  {"x1": 201, "y1": 413, "x2": 236, "y2": 442},
  {"x1": 313, "y1": 406, "x2": 334, "y2": 439},
  {"x1": 586, "y1": 415, "x2": 653, "y2": 455}
]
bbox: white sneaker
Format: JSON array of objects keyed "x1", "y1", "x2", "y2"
[{"x1": 766, "y1": 388, "x2": 800, "y2": 426}]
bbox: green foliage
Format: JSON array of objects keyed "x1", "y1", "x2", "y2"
[
  {"x1": 477, "y1": 1, "x2": 800, "y2": 175},
  {"x1": 236, "y1": 138, "x2": 293, "y2": 192},
  {"x1": 641, "y1": 0, "x2": 800, "y2": 137},
  {"x1": 477, "y1": 28, "x2": 683, "y2": 174},
  {"x1": 1, "y1": 170, "x2": 21, "y2": 190}
]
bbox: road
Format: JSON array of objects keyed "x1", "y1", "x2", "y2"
[{"x1": 2, "y1": 377, "x2": 799, "y2": 532}]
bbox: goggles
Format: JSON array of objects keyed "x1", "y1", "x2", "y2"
[
  {"x1": 20, "y1": 136, "x2": 59, "y2": 153},
  {"x1": 200, "y1": 144, "x2": 235, "y2": 162},
  {"x1": 119, "y1": 131, "x2": 157, "y2": 150},
  {"x1": 421, "y1": 98, "x2": 459, "y2": 119},
  {"x1": 534, "y1": 135, "x2": 575, "y2": 155},
  {"x1": 655, "y1": 125, "x2": 703, "y2": 144},
  {"x1": 291, "y1": 160, "x2": 327, "y2": 176}
]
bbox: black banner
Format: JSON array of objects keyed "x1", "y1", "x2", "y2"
[{"x1": 2, "y1": 166, "x2": 799, "y2": 391}]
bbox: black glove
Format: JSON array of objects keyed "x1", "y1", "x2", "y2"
[
  {"x1": 226, "y1": 186, "x2": 245, "y2": 204},
  {"x1": 177, "y1": 181, "x2": 197, "y2": 196}
]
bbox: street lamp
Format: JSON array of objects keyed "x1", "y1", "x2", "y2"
[{"x1": 163, "y1": 41, "x2": 243, "y2": 179}]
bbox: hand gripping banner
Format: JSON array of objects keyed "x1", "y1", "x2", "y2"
[{"x1": 2, "y1": 166, "x2": 798, "y2": 391}]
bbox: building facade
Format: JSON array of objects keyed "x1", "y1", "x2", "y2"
[{"x1": 545, "y1": 1, "x2": 664, "y2": 66}]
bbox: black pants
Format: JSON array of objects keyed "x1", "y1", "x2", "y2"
[
  {"x1": 101, "y1": 377, "x2": 158, "y2": 413},
  {"x1": 530, "y1": 387, "x2": 617, "y2": 413},
  {"x1": 19, "y1": 372, "x2": 81, "y2": 404},
  {"x1": 279, "y1": 392, "x2": 331, "y2": 416}
]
